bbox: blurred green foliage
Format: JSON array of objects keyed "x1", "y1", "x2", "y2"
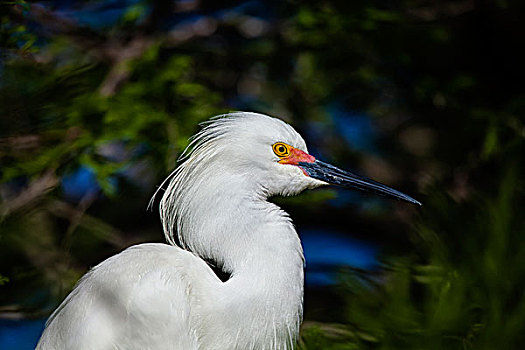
[
  {"x1": 301, "y1": 164, "x2": 525, "y2": 349},
  {"x1": 1, "y1": 0, "x2": 525, "y2": 348},
  {"x1": 292, "y1": 1, "x2": 525, "y2": 348}
]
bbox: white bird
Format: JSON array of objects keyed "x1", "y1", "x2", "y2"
[{"x1": 37, "y1": 112, "x2": 420, "y2": 350}]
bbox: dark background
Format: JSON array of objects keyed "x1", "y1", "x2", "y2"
[{"x1": 1, "y1": 0, "x2": 524, "y2": 349}]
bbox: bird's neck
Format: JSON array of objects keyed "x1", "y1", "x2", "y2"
[{"x1": 179, "y1": 180, "x2": 304, "y2": 349}]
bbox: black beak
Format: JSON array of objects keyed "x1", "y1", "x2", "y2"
[{"x1": 299, "y1": 160, "x2": 421, "y2": 206}]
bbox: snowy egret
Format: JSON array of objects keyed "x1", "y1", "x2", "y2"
[{"x1": 37, "y1": 112, "x2": 420, "y2": 350}]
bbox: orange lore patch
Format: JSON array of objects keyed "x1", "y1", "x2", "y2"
[{"x1": 278, "y1": 147, "x2": 316, "y2": 166}]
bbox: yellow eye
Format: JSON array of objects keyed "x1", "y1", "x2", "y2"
[{"x1": 272, "y1": 142, "x2": 291, "y2": 157}]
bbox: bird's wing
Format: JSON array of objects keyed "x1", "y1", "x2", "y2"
[{"x1": 37, "y1": 243, "x2": 221, "y2": 350}]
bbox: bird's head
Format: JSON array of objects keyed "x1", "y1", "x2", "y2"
[{"x1": 175, "y1": 112, "x2": 420, "y2": 205}]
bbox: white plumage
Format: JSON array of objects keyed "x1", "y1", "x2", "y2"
[{"x1": 37, "y1": 112, "x2": 419, "y2": 350}]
